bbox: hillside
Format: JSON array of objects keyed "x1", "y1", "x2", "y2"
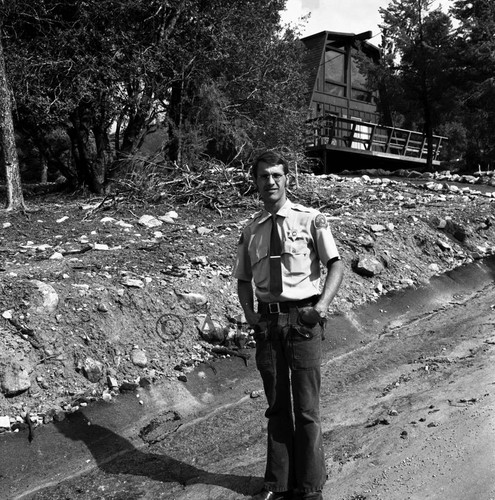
[{"x1": 1, "y1": 168, "x2": 495, "y2": 432}]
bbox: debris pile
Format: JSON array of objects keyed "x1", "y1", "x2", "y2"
[{"x1": 1, "y1": 168, "x2": 495, "y2": 434}]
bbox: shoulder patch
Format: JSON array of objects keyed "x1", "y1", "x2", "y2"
[{"x1": 314, "y1": 214, "x2": 328, "y2": 229}]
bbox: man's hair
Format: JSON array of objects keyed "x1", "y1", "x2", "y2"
[{"x1": 251, "y1": 150, "x2": 289, "y2": 178}]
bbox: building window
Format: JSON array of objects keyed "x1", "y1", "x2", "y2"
[
  {"x1": 350, "y1": 48, "x2": 373, "y2": 103},
  {"x1": 324, "y1": 48, "x2": 346, "y2": 97}
]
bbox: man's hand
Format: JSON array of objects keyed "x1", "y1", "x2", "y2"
[{"x1": 300, "y1": 307, "x2": 325, "y2": 325}]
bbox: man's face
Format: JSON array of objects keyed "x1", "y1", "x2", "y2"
[{"x1": 255, "y1": 161, "x2": 287, "y2": 207}]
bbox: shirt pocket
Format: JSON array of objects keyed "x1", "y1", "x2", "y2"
[
  {"x1": 282, "y1": 239, "x2": 309, "y2": 275},
  {"x1": 248, "y1": 244, "x2": 269, "y2": 288}
]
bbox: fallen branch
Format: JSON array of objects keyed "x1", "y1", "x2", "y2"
[{"x1": 210, "y1": 346, "x2": 251, "y2": 366}]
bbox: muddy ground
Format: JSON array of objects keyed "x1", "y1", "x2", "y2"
[{"x1": 1, "y1": 168, "x2": 495, "y2": 499}]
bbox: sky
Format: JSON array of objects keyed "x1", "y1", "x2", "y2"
[{"x1": 281, "y1": 0, "x2": 451, "y2": 43}]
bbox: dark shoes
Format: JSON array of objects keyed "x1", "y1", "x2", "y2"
[
  {"x1": 251, "y1": 489, "x2": 292, "y2": 500},
  {"x1": 251, "y1": 488, "x2": 323, "y2": 500},
  {"x1": 298, "y1": 492, "x2": 323, "y2": 500}
]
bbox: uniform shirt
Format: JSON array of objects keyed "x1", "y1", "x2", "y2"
[{"x1": 234, "y1": 199, "x2": 340, "y2": 302}]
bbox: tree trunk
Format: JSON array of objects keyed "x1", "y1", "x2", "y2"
[
  {"x1": 0, "y1": 35, "x2": 25, "y2": 211},
  {"x1": 40, "y1": 153, "x2": 48, "y2": 183},
  {"x1": 69, "y1": 102, "x2": 110, "y2": 194}
]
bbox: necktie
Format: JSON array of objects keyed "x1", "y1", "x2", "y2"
[{"x1": 269, "y1": 215, "x2": 283, "y2": 295}]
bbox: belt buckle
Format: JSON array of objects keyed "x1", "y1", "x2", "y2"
[{"x1": 268, "y1": 302, "x2": 281, "y2": 314}]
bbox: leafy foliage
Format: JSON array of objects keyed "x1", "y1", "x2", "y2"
[
  {"x1": 373, "y1": 0, "x2": 495, "y2": 170},
  {"x1": 1, "y1": 0, "x2": 307, "y2": 192},
  {"x1": 450, "y1": 0, "x2": 495, "y2": 168},
  {"x1": 377, "y1": 0, "x2": 454, "y2": 168}
]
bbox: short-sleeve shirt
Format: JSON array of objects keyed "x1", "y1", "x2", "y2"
[{"x1": 233, "y1": 199, "x2": 340, "y2": 302}]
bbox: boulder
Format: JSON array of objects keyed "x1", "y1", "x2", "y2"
[
  {"x1": 1, "y1": 363, "x2": 31, "y2": 396},
  {"x1": 30, "y1": 280, "x2": 59, "y2": 314},
  {"x1": 354, "y1": 256, "x2": 384, "y2": 277},
  {"x1": 81, "y1": 357, "x2": 104, "y2": 383}
]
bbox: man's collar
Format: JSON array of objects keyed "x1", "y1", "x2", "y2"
[{"x1": 257, "y1": 199, "x2": 292, "y2": 224}]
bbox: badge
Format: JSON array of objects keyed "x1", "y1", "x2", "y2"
[
  {"x1": 314, "y1": 214, "x2": 328, "y2": 229},
  {"x1": 287, "y1": 229, "x2": 298, "y2": 241}
]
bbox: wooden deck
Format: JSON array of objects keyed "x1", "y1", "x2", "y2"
[{"x1": 304, "y1": 115, "x2": 447, "y2": 171}]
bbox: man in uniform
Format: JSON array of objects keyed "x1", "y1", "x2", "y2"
[{"x1": 234, "y1": 151, "x2": 344, "y2": 500}]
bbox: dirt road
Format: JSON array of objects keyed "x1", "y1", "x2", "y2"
[{"x1": 3, "y1": 259, "x2": 495, "y2": 500}]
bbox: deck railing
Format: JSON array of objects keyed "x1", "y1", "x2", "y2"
[{"x1": 305, "y1": 114, "x2": 446, "y2": 161}]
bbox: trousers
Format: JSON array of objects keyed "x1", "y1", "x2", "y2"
[{"x1": 254, "y1": 306, "x2": 326, "y2": 494}]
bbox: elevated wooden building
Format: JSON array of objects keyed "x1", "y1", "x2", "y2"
[{"x1": 301, "y1": 31, "x2": 446, "y2": 172}]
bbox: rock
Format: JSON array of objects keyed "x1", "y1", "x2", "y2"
[
  {"x1": 177, "y1": 291, "x2": 208, "y2": 306},
  {"x1": 164, "y1": 210, "x2": 179, "y2": 219},
  {"x1": 30, "y1": 280, "x2": 59, "y2": 314},
  {"x1": 81, "y1": 357, "x2": 104, "y2": 383},
  {"x1": 357, "y1": 235, "x2": 374, "y2": 248},
  {"x1": 158, "y1": 215, "x2": 176, "y2": 224},
  {"x1": 0, "y1": 415, "x2": 11, "y2": 429},
  {"x1": 461, "y1": 175, "x2": 477, "y2": 184},
  {"x1": 138, "y1": 215, "x2": 163, "y2": 228},
  {"x1": 0, "y1": 364, "x2": 31, "y2": 396},
  {"x1": 191, "y1": 255, "x2": 208, "y2": 265},
  {"x1": 43, "y1": 408, "x2": 66, "y2": 424},
  {"x1": 370, "y1": 224, "x2": 386, "y2": 233},
  {"x1": 354, "y1": 256, "x2": 384, "y2": 277},
  {"x1": 102, "y1": 390, "x2": 113, "y2": 402},
  {"x1": 122, "y1": 277, "x2": 145, "y2": 288},
  {"x1": 437, "y1": 240, "x2": 452, "y2": 251},
  {"x1": 115, "y1": 220, "x2": 133, "y2": 228},
  {"x1": 97, "y1": 302, "x2": 109, "y2": 312},
  {"x1": 120, "y1": 381, "x2": 139, "y2": 393},
  {"x1": 250, "y1": 390, "x2": 264, "y2": 398},
  {"x1": 107, "y1": 376, "x2": 119, "y2": 390},
  {"x1": 93, "y1": 243, "x2": 109, "y2": 251},
  {"x1": 428, "y1": 263, "x2": 441, "y2": 273},
  {"x1": 425, "y1": 181, "x2": 443, "y2": 192},
  {"x1": 139, "y1": 377, "x2": 152, "y2": 387},
  {"x1": 49, "y1": 252, "x2": 64, "y2": 260},
  {"x1": 131, "y1": 349, "x2": 148, "y2": 368},
  {"x1": 36, "y1": 376, "x2": 49, "y2": 389},
  {"x1": 100, "y1": 216, "x2": 116, "y2": 224},
  {"x1": 437, "y1": 219, "x2": 447, "y2": 229}
]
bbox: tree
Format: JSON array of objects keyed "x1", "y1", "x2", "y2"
[
  {"x1": 450, "y1": 0, "x2": 495, "y2": 169},
  {"x1": 2, "y1": 0, "x2": 307, "y2": 191},
  {"x1": 378, "y1": 0, "x2": 454, "y2": 169},
  {"x1": 0, "y1": 26, "x2": 25, "y2": 211}
]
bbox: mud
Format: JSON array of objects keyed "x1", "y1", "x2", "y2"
[{"x1": 2, "y1": 257, "x2": 495, "y2": 500}]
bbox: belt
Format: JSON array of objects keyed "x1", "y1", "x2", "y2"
[{"x1": 258, "y1": 295, "x2": 319, "y2": 315}]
